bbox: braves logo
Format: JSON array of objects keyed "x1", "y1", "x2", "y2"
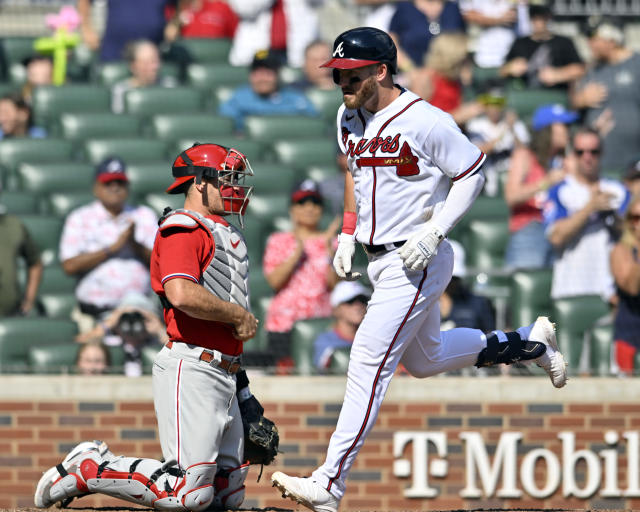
[
  {"x1": 333, "y1": 41, "x2": 345, "y2": 58},
  {"x1": 345, "y1": 133, "x2": 400, "y2": 158}
]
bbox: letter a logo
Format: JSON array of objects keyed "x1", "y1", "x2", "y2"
[{"x1": 333, "y1": 41, "x2": 345, "y2": 58}]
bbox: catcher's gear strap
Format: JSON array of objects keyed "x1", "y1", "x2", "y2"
[
  {"x1": 475, "y1": 331, "x2": 546, "y2": 367},
  {"x1": 213, "y1": 463, "x2": 249, "y2": 510}
]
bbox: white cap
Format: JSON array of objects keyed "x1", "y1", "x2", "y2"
[
  {"x1": 330, "y1": 281, "x2": 371, "y2": 308},
  {"x1": 449, "y1": 239, "x2": 467, "y2": 278}
]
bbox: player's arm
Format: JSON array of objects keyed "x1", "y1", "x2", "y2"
[
  {"x1": 163, "y1": 278, "x2": 257, "y2": 341},
  {"x1": 611, "y1": 243, "x2": 640, "y2": 296}
]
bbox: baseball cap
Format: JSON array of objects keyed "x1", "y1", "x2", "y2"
[
  {"x1": 251, "y1": 49, "x2": 281, "y2": 72},
  {"x1": 624, "y1": 159, "x2": 640, "y2": 181},
  {"x1": 330, "y1": 281, "x2": 371, "y2": 308},
  {"x1": 291, "y1": 178, "x2": 323, "y2": 204},
  {"x1": 478, "y1": 86, "x2": 506, "y2": 106},
  {"x1": 529, "y1": 1, "x2": 552, "y2": 18},
  {"x1": 531, "y1": 104, "x2": 578, "y2": 131},
  {"x1": 95, "y1": 156, "x2": 128, "y2": 183}
]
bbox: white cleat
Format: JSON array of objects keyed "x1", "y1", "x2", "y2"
[
  {"x1": 272, "y1": 471, "x2": 340, "y2": 512},
  {"x1": 528, "y1": 316, "x2": 567, "y2": 388},
  {"x1": 34, "y1": 440, "x2": 109, "y2": 508}
]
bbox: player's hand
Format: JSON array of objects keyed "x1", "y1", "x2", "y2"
[
  {"x1": 333, "y1": 233, "x2": 362, "y2": 281},
  {"x1": 399, "y1": 224, "x2": 445, "y2": 271},
  {"x1": 233, "y1": 309, "x2": 259, "y2": 341}
]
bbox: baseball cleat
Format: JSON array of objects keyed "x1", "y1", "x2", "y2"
[
  {"x1": 271, "y1": 471, "x2": 340, "y2": 512},
  {"x1": 526, "y1": 316, "x2": 567, "y2": 388},
  {"x1": 34, "y1": 440, "x2": 109, "y2": 508}
]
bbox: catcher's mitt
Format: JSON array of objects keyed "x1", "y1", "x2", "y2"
[{"x1": 239, "y1": 395, "x2": 279, "y2": 466}]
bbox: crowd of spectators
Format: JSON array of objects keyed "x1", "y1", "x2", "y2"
[{"x1": 1, "y1": 0, "x2": 640, "y2": 377}]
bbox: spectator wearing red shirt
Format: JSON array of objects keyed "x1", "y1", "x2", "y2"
[
  {"x1": 165, "y1": 0, "x2": 238, "y2": 41},
  {"x1": 263, "y1": 179, "x2": 340, "y2": 372}
]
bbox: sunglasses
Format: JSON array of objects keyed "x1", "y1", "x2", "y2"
[
  {"x1": 575, "y1": 148, "x2": 601, "y2": 156},
  {"x1": 629, "y1": 214, "x2": 640, "y2": 223}
]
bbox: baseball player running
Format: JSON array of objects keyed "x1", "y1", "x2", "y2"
[
  {"x1": 35, "y1": 143, "x2": 261, "y2": 511},
  {"x1": 272, "y1": 27, "x2": 567, "y2": 512}
]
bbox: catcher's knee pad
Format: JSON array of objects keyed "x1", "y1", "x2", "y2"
[
  {"x1": 475, "y1": 331, "x2": 546, "y2": 368},
  {"x1": 173, "y1": 462, "x2": 217, "y2": 511},
  {"x1": 213, "y1": 463, "x2": 249, "y2": 510}
]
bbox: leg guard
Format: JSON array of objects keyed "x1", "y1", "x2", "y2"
[
  {"x1": 475, "y1": 331, "x2": 546, "y2": 368},
  {"x1": 212, "y1": 463, "x2": 249, "y2": 510}
]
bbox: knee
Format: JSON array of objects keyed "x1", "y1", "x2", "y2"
[{"x1": 213, "y1": 463, "x2": 250, "y2": 510}]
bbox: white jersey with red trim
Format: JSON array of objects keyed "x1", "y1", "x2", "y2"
[{"x1": 337, "y1": 88, "x2": 485, "y2": 245}]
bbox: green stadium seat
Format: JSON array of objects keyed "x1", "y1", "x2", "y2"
[
  {"x1": 213, "y1": 85, "x2": 234, "y2": 106},
  {"x1": 172, "y1": 38, "x2": 232, "y2": 63},
  {"x1": 82, "y1": 138, "x2": 168, "y2": 165},
  {"x1": 20, "y1": 215, "x2": 64, "y2": 265},
  {"x1": 246, "y1": 193, "x2": 290, "y2": 219},
  {"x1": 305, "y1": 164, "x2": 339, "y2": 182},
  {"x1": 590, "y1": 322, "x2": 613, "y2": 376},
  {"x1": 509, "y1": 269, "x2": 553, "y2": 329},
  {"x1": 273, "y1": 139, "x2": 336, "y2": 170},
  {"x1": 0, "y1": 83, "x2": 19, "y2": 97},
  {"x1": 126, "y1": 161, "x2": 168, "y2": 197},
  {"x1": 32, "y1": 85, "x2": 111, "y2": 127},
  {"x1": 38, "y1": 292, "x2": 76, "y2": 319},
  {"x1": 144, "y1": 192, "x2": 186, "y2": 216},
  {"x1": 552, "y1": 295, "x2": 610, "y2": 374},
  {"x1": 94, "y1": 61, "x2": 180, "y2": 87},
  {"x1": 465, "y1": 218, "x2": 509, "y2": 270},
  {"x1": 279, "y1": 66, "x2": 304, "y2": 84},
  {"x1": 0, "y1": 191, "x2": 39, "y2": 215},
  {"x1": 46, "y1": 192, "x2": 94, "y2": 218},
  {"x1": 186, "y1": 63, "x2": 249, "y2": 90},
  {"x1": 247, "y1": 295, "x2": 271, "y2": 355},
  {"x1": 8, "y1": 62, "x2": 26, "y2": 84},
  {"x1": 249, "y1": 162, "x2": 297, "y2": 194},
  {"x1": 39, "y1": 265, "x2": 76, "y2": 294},
  {"x1": 450, "y1": 195, "x2": 510, "y2": 244},
  {"x1": 506, "y1": 88, "x2": 568, "y2": 121},
  {"x1": 306, "y1": 88, "x2": 343, "y2": 123},
  {"x1": 0, "y1": 317, "x2": 77, "y2": 372},
  {"x1": 291, "y1": 317, "x2": 332, "y2": 375},
  {"x1": 173, "y1": 137, "x2": 265, "y2": 163},
  {"x1": 329, "y1": 347, "x2": 351, "y2": 374},
  {"x1": 17, "y1": 162, "x2": 94, "y2": 194},
  {"x1": 150, "y1": 113, "x2": 234, "y2": 141},
  {"x1": 0, "y1": 138, "x2": 74, "y2": 175},
  {"x1": 58, "y1": 112, "x2": 141, "y2": 140},
  {"x1": 28, "y1": 343, "x2": 127, "y2": 374},
  {"x1": 245, "y1": 115, "x2": 327, "y2": 143},
  {"x1": 124, "y1": 87, "x2": 204, "y2": 116},
  {"x1": 249, "y1": 270, "x2": 273, "y2": 306},
  {"x1": 0, "y1": 37, "x2": 36, "y2": 66},
  {"x1": 141, "y1": 345, "x2": 161, "y2": 374}
]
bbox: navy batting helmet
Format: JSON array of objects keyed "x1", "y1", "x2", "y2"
[{"x1": 321, "y1": 27, "x2": 397, "y2": 75}]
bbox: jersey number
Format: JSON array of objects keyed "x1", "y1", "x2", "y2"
[{"x1": 355, "y1": 142, "x2": 420, "y2": 176}]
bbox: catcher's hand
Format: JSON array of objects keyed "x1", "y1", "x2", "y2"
[{"x1": 239, "y1": 396, "x2": 279, "y2": 466}]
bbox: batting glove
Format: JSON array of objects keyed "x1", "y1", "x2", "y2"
[
  {"x1": 398, "y1": 224, "x2": 445, "y2": 271},
  {"x1": 333, "y1": 233, "x2": 362, "y2": 281}
]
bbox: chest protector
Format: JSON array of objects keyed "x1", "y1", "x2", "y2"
[{"x1": 159, "y1": 209, "x2": 250, "y2": 311}]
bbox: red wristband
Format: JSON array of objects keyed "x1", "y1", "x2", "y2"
[{"x1": 342, "y1": 211, "x2": 356, "y2": 235}]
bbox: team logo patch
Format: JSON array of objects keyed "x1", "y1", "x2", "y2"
[{"x1": 333, "y1": 41, "x2": 345, "y2": 58}]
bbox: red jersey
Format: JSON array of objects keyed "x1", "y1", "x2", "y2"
[{"x1": 150, "y1": 214, "x2": 242, "y2": 355}]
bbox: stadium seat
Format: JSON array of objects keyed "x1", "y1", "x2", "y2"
[
  {"x1": 144, "y1": 192, "x2": 187, "y2": 216},
  {"x1": 0, "y1": 317, "x2": 78, "y2": 372},
  {"x1": 38, "y1": 292, "x2": 76, "y2": 319},
  {"x1": 20, "y1": 215, "x2": 64, "y2": 265},
  {"x1": 150, "y1": 113, "x2": 234, "y2": 141},
  {"x1": 279, "y1": 66, "x2": 304, "y2": 84},
  {"x1": 450, "y1": 196, "x2": 510, "y2": 245},
  {"x1": 46, "y1": 192, "x2": 93, "y2": 218},
  {"x1": 126, "y1": 161, "x2": 169, "y2": 197},
  {"x1": 306, "y1": 88, "x2": 343, "y2": 123},
  {"x1": 506, "y1": 88, "x2": 568, "y2": 121},
  {"x1": 0, "y1": 37, "x2": 36, "y2": 66},
  {"x1": 94, "y1": 61, "x2": 180, "y2": 87},
  {"x1": 291, "y1": 317, "x2": 333, "y2": 375},
  {"x1": 28, "y1": 343, "x2": 126, "y2": 374},
  {"x1": 39, "y1": 265, "x2": 76, "y2": 294},
  {"x1": 0, "y1": 138, "x2": 74, "y2": 175},
  {"x1": 465, "y1": 218, "x2": 509, "y2": 271},
  {"x1": 0, "y1": 191, "x2": 39, "y2": 215},
  {"x1": 17, "y1": 162, "x2": 94, "y2": 194},
  {"x1": 32, "y1": 85, "x2": 111, "y2": 127},
  {"x1": 82, "y1": 138, "x2": 168, "y2": 165},
  {"x1": 273, "y1": 139, "x2": 336, "y2": 170},
  {"x1": 124, "y1": 87, "x2": 204, "y2": 116},
  {"x1": 172, "y1": 137, "x2": 266, "y2": 163},
  {"x1": 509, "y1": 268, "x2": 553, "y2": 329},
  {"x1": 305, "y1": 164, "x2": 339, "y2": 182},
  {"x1": 0, "y1": 83, "x2": 19, "y2": 97},
  {"x1": 590, "y1": 322, "x2": 613, "y2": 376},
  {"x1": 186, "y1": 63, "x2": 249, "y2": 90},
  {"x1": 329, "y1": 347, "x2": 351, "y2": 374},
  {"x1": 172, "y1": 38, "x2": 232, "y2": 63},
  {"x1": 552, "y1": 295, "x2": 610, "y2": 374},
  {"x1": 213, "y1": 85, "x2": 234, "y2": 106},
  {"x1": 58, "y1": 112, "x2": 141, "y2": 140},
  {"x1": 245, "y1": 116, "x2": 327, "y2": 143},
  {"x1": 248, "y1": 162, "x2": 297, "y2": 194},
  {"x1": 246, "y1": 193, "x2": 290, "y2": 220}
]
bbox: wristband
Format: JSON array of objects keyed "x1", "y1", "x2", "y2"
[
  {"x1": 342, "y1": 211, "x2": 356, "y2": 235},
  {"x1": 238, "y1": 387, "x2": 252, "y2": 403}
]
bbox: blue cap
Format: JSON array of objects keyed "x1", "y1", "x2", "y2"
[
  {"x1": 532, "y1": 104, "x2": 579, "y2": 131},
  {"x1": 95, "y1": 156, "x2": 128, "y2": 183}
]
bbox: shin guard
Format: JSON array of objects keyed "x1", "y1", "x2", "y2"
[
  {"x1": 475, "y1": 331, "x2": 546, "y2": 367},
  {"x1": 213, "y1": 463, "x2": 250, "y2": 510}
]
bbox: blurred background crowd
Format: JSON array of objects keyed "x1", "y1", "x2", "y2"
[{"x1": 0, "y1": 0, "x2": 639, "y2": 378}]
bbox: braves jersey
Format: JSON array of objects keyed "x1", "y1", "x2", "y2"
[{"x1": 337, "y1": 88, "x2": 485, "y2": 245}]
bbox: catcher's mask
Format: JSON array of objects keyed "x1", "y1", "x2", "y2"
[{"x1": 167, "y1": 143, "x2": 254, "y2": 225}]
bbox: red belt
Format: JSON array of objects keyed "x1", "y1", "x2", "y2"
[{"x1": 166, "y1": 341, "x2": 241, "y2": 374}]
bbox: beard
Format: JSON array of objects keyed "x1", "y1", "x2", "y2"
[{"x1": 343, "y1": 75, "x2": 377, "y2": 110}]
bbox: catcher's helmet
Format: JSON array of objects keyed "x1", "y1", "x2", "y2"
[
  {"x1": 168, "y1": 143, "x2": 253, "y2": 222},
  {"x1": 322, "y1": 27, "x2": 397, "y2": 75}
]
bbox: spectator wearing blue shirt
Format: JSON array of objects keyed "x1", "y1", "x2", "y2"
[
  {"x1": 0, "y1": 93, "x2": 46, "y2": 140},
  {"x1": 544, "y1": 128, "x2": 630, "y2": 301},
  {"x1": 219, "y1": 49, "x2": 318, "y2": 132},
  {"x1": 389, "y1": 0, "x2": 466, "y2": 71}
]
